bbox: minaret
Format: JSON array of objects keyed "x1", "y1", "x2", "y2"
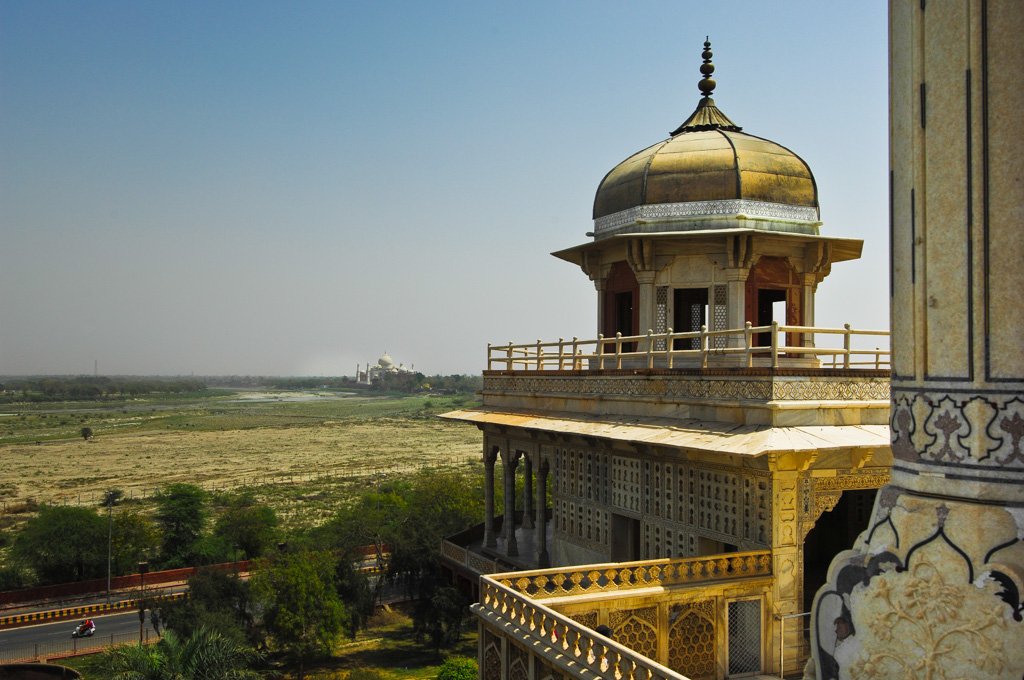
[{"x1": 809, "y1": 2, "x2": 1024, "y2": 678}]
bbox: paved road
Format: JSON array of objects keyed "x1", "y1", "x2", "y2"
[{"x1": 0, "y1": 611, "x2": 158, "y2": 660}]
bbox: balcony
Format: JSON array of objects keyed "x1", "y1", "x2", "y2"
[
  {"x1": 475, "y1": 552, "x2": 778, "y2": 680},
  {"x1": 487, "y1": 323, "x2": 889, "y2": 372}
]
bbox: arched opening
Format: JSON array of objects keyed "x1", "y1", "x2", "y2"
[
  {"x1": 603, "y1": 261, "x2": 639, "y2": 351},
  {"x1": 745, "y1": 256, "x2": 803, "y2": 347},
  {"x1": 802, "y1": 488, "x2": 877, "y2": 613}
]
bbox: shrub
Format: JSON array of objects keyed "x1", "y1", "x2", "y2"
[{"x1": 436, "y1": 656, "x2": 477, "y2": 680}]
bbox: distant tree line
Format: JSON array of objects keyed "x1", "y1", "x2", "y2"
[{"x1": 0, "y1": 377, "x2": 207, "y2": 403}]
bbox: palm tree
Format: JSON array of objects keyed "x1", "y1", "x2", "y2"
[{"x1": 101, "y1": 627, "x2": 262, "y2": 680}]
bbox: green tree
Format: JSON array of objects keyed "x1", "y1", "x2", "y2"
[
  {"x1": 155, "y1": 483, "x2": 207, "y2": 566},
  {"x1": 155, "y1": 568, "x2": 257, "y2": 648},
  {"x1": 436, "y1": 656, "x2": 478, "y2": 680},
  {"x1": 213, "y1": 493, "x2": 279, "y2": 560},
  {"x1": 100, "y1": 626, "x2": 262, "y2": 680},
  {"x1": 12, "y1": 505, "x2": 106, "y2": 584},
  {"x1": 112, "y1": 508, "x2": 159, "y2": 576},
  {"x1": 80, "y1": 426, "x2": 93, "y2": 440},
  {"x1": 413, "y1": 582, "x2": 467, "y2": 652},
  {"x1": 251, "y1": 552, "x2": 347, "y2": 680}
]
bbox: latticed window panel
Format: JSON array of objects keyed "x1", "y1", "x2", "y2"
[
  {"x1": 713, "y1": 284, "x2": 728, "y2": 348},
  {"x1": 655, "y1": 286, "x2": 669, "y2": 350},
  {"x1": 613, "y1": 614, "x2": 659, "y2": 660},
  {"x1": 509, "y1": 644, "x2": 528, "y2": 680},
  {"x1": 728, "y1": 599, "x2": 762, "y2": 675},
  {"x1": 668, "y1": 603, "x2": 717, "y2": 680},
  {"x1": 484, "y1": 639, "x2": 502, "y2": 680}
]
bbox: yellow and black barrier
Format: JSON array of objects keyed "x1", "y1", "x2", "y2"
[{"x1": 0, "y1": 592, "x2": 186, "y2": 630}]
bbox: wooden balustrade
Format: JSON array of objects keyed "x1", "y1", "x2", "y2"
[{"x1": 487, "y1": 324, "x2": 889, "y2": 371}]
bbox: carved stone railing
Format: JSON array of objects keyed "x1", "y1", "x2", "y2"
[
  {"x1": 492, "y1": 551, "x2": 772, "y2": 600},
  {"x1": 477, "y1": 577, "x2": 690, "y2": 680},
  {"x1": 487, "y1": 323, "x2": 889, "y2": 371}
]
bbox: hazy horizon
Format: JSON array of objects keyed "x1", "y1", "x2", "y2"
[{"x1": 2, "y1": 2, "x2": 889, "y2": 376}]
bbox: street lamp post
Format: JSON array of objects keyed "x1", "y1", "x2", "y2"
[
  {"x1": 137, "y1": 561, "x2": 149, "y2": 644},
  {"x1": 374, "y1": 471, "x2": 386, "y2": 510}
]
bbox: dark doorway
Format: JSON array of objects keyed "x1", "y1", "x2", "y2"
[
  {"x1": 674, "y1": 288, "x2": 708, "y2": 350},
  {"x1": 604, "y1": 261, "x2": 639, "y2": 353},
  {"x1": 803, "y1": 488, "x2": 878, "y2": 613},
  {"x1": 614, "y1": 292, "x2": 634, "y2": 337},
  {"x1": 756, "y1": 288, "x2": 787, "y2": 347},
  {"x1": 610, "y1": 513, "x2": 641, "y2": 562}
]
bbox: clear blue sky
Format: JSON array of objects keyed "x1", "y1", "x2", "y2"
[{"x1": 0, "y1": 1, "x2": 889, "y2": 377}]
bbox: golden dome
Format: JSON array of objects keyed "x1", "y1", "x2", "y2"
[
  {"x1": 593, "y1": 129, "x2": 818, "y2": 219},
  {"x1": 592, "y1": 40, "x2": 818, "y2": 227}
]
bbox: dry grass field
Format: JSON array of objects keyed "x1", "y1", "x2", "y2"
[{"x1": 0, "y1": 391, "x2": 482, "y2": 528}]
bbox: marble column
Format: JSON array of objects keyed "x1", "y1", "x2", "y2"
[
  {"x1": 502, "y1": 450, "x2": 521, "y2": 557},
  {"x1": 522, "y1": 455, "x2": 534, "y2": 530},
  {"x1": 534, "y1": 459, "x2": 550, "y2": 568},
  {"x1": 483, "y1": 443, "x2": 498, "y2": 549},
  {"x1": 809, "y1": 3, "x2": 1024, "y2": 678}
]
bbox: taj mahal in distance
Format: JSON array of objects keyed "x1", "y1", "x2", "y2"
[{"x1": 439, "y1": 2, "x2": 1024, "y2": 679}]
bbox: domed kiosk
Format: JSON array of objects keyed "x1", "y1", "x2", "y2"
[
  {"x1": 554, "y1": 41, "x2": 863, "y2": 360},
  {"x1": 442, "y1": 41, "x2": 893, "y2": 680}
]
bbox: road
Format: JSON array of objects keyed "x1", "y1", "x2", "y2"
[{"x1": 0, "y1": 611, "x2": 158, "y2": 660}]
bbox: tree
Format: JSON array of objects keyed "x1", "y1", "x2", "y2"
[
  {"x1": 436, "y1": 656, "x2": 478, "y2": 680},
  {"x1": 111, "y1": 508, "x2": 159, "y2": 576},
  {"x1": 213, "y1": 493, "x2": 279, "y2": 560},
  {"x1": 413, "y1": 582, "x2": 467, "y2": 652},
  {"x1": 251, "y1": 552, "x2": 348, "y2": 680},
  {"x1": 155, "y1": 483, "x2": 207, "y2": 566},
  {"x1": 100, "y1": 626, "x2": 262, "y2": 680},
  {"x1": 12, "y1": 505, "x2": 106, "y2": 584},
  {"x1": 155, "y1": 568, "x2": 257, "y2": 648},
  {"x1": 80, "y1": 426, "x2": 93, "y2": 440}
]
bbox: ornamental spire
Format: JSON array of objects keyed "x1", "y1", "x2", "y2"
[{"x1": 670, "y1": 38, "x2": 741, "y2": 136}]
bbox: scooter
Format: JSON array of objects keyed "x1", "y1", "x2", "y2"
[{"x1": 71, "y1": 621, "x2": 96, "y2": 638}]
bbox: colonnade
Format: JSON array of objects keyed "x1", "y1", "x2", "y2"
[{"x1": 482, "y1": 437, "x2": 550, "y2": 568}]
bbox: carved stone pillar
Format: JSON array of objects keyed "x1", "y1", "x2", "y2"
[
  {"x1": 809, "y1": 3, "x2": 1024, "y2": 677},
  {"x1": 483, "y1": 442, "x2": 498, "y2": 549},
  {"x1": 627, "y1": 238, "x2": 657, "y2": 350},
  {"x1": 522, "y1": 454, "x2": 534, "y2": 530},
  {"x1": 502, "y1": 449, "x2": 521, "y2": 557},
  {"x1": 535, "y1": 458, "x2": 550, "y2": 568}
]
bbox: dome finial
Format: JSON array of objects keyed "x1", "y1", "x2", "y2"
[
  {"x1": 698, "y1": 37, "x2": 716, "y2": 98},
  {"x1": 669, "y1": 37, "x2": 741, "y2": 136}
]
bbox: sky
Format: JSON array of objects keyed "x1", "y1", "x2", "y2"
[{"x1": 0, "y1": 1, "x2": 889, "y2": 377}]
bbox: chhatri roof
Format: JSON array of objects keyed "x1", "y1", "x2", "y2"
[{"x1": 592, "y1": 40, "x2": 819, "y2": 230}]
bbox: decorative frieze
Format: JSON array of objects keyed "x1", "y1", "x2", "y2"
[
  {"x1": 593, "y1": 199, "x2": 820, "y2": 234},
  {"x1": 484, "y1": 375, "x2": 889, "y2": 402},
  {"x1": 890, "y1": 388, "x2": 1024, "y2": 471}
]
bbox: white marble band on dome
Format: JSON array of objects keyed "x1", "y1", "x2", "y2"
[{"x1": 594, "y1": 199, "x2": 820, "y2": 234}]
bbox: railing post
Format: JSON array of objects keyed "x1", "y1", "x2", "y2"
[
  {"x1": 646, "y1": 329, "x2": 654, "y2": 369},
  {"x1": 536, "y1": 339, "x2": 543, "y2": 370},
  {"x1": 700, "y1": 324, "x2": 708, "y2": 368},
  {"x1": 597, "y1": 334, "x2": 605, "y2": 370},
  {"x1": 487, "y1": 342, "x2": 492, "y2": 371},
  {"x1": 557, "y1": 337, "x2": 565, "y2": 369},
  {"x1": 572, "y1": 336, "x2": 580, "y2": 369},
  {"x1": 745, "y1": 322, "x2": 753, "y2": 368},
  {"x1": 771, "y1": 320, "x2": 780, "y2": 368},
  {"x1": 507, "y1": 341, "x2": 514, "y2": 370},
  {"x1": 615, "y1": 332, "x2": 623, "y2": 370},
  {"x1": 665, "y1": 326, "x2": 674, "y2": 369},
  {"x1": 843, "y1": 323, "x2": 852, "y2": 369}
]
